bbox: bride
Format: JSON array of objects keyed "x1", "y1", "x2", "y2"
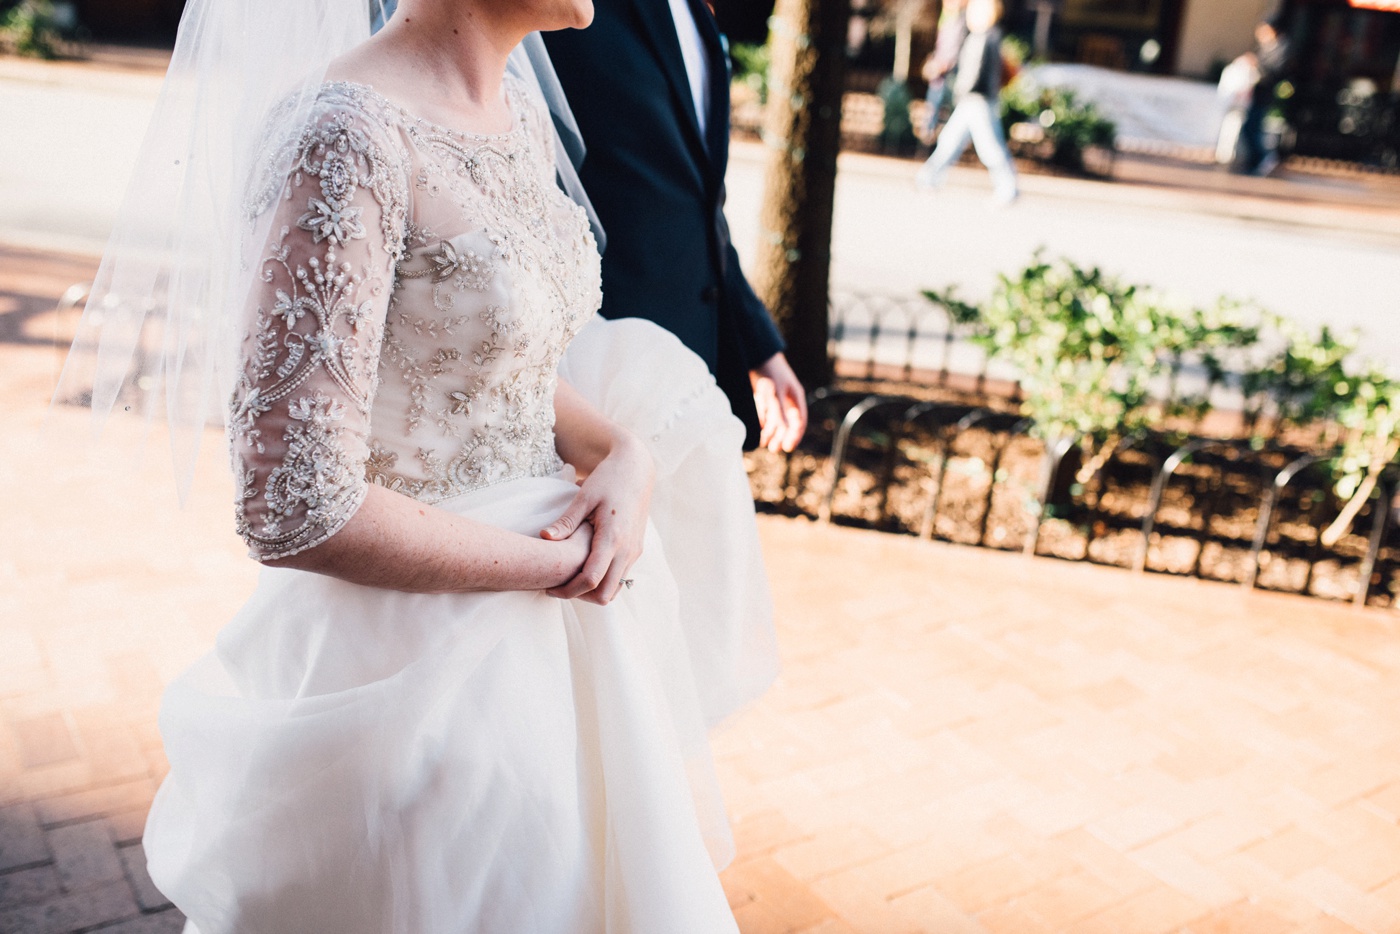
[{"x1": 58, "y1": 0, "x2": 779, "y2": 930}]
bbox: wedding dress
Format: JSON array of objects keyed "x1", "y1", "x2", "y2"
[{"x1": 141, "y1": 75, "x2": 777, "y2": 934}]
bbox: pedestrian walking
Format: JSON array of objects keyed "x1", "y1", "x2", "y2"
[
  {"x1": 915, "y1": 0, "x2": 1018, "y2": 204},
  {"x1": 1235, "y1": 14, "x2": 1292, "y2": 176},
  {"x1": 920, "y1": 0, "x2": 969, "y2": 142},
  {"x1": 1215, "y1": 52, "x2": 1259, "y2": 165}
]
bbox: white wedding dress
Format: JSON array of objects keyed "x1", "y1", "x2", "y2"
[{"x1": 142, "y1": 76, "x2": 777, "y2": 934}]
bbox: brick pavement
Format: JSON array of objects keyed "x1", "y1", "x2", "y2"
[
  {"x1": 722, "y1": 521, "x2": 1400, "y2": 934},
  {"x1": 5, "y1": 246, "x2": 1400, "y2": 933}
]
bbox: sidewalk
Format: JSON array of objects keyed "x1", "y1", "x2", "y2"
[
  {"x1": 796, "y1": 141, "x2": 1400, "y2": 241},
  {"x1": 5, "y1": 46, "x2": 1400, "y2": 251},
  {"x1": 6, "y1": 250, "x2": 1400, "y2": 933},
  {"x1": 7, "y1": 45, "x2": 1400, "y2": 362}
]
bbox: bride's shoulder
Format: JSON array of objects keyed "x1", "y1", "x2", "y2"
[
  {"x1": 309, "y1": 80, "x2": 408, "y2": 135},
  {"x1": 243, "y1": 81, "x2": 410, "y2": 220},
  {"x1": 251, "y1": 79, "x2": 407, "y2": 153}
]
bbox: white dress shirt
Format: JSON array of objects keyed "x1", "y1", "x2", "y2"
[{"x1": 667, "y1": 0, "x2": 712, "y2": 137}]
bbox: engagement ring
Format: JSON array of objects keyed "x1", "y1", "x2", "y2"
[{"x1": 620, "y1": 579, "x2": 635, "y2": 589}]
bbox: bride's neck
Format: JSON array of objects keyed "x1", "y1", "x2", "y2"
[{"x1": 371, "y1": 4, "x2": 526, "y2": 112}]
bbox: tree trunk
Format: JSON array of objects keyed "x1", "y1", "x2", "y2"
[
  {"x1": 752, "y1": 0, "x2": 851, "y2": 389},
  {"x1": 892, "y1": 0, "x2": 920, "y2": 84}
]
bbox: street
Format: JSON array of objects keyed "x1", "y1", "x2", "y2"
[
  {"x1": 725, "y1": 140, "x2": 1400, "y2": 363},
  {"x1": 4, "y1": 53, "x2": 1400, "y2": 363}
]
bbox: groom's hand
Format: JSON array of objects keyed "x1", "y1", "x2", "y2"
[{"x1": 751, "y1": 352, "x2": 808, "y2": 453}]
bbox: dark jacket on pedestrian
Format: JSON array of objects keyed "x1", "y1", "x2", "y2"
[
  {"x1": 953, "y1": 25, "x2": 1003, "y2": 102},
  {"x1": 542, "y1": 0, "x2": 786, "y2": 446},
  {"x1": 1252, "y1": 32, "x2": 1292, "y2": 107}
]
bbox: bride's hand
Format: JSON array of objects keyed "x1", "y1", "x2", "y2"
[{"x1": 540, "y1": 431, "x2": 654, "y2": 605}]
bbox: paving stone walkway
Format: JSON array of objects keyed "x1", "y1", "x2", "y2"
[
  {"x1": 5, "y1": 246, "x2": 1400, "y2": 933},
  {"x1": 722, "y1": 521, "x2": 1400, "y2": 934}
]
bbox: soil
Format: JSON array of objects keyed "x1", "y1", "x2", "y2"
[{"x1": 747, "y1": 411, "x2": 1400, "y2": 609}]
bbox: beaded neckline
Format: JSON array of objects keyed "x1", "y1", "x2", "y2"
[{"x1": 320, "y1": 78, "x2": 525, "y2": 143}]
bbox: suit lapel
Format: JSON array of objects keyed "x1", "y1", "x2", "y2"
[{"x1": 630, "y1": 0, "x2": 709, "y2": 164}]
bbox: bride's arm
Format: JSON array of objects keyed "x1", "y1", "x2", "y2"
[
  {"x1": 544, "y1": 379, "x2": 655, "y2": 605},
  {"x1": 231, "y1": 100, "x2": 590, "y2": 595},
  {"x1": 273, "y1": 381, "x2": 641, "y2": 598},
  {"x1": 266, "y1": 485, "x2": 593, "y2": 595}
]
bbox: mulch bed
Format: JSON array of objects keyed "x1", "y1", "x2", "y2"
[{"x1": 746, "y1": 425, "x2": 1398, "y2": 608}]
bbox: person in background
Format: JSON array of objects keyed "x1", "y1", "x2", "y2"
[
  {"x1": 915, "y1": 0, "x2": 1018, "y2": 204},
  {"x1": 1236, "y1": 14, "x2": 1292, "y2": 176},
  {"x1": 920, "y1": 0, "x2": 969, "y2": 143},
  {"x1": 543, "y1": 0, "x2": 808, "y2": 454},
  {"x1": 1215, "y1": 51, "x2": 1259, "y2": 166}
]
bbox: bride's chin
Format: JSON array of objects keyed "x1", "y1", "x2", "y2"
[
  {"x1": 544, "y1": 0, "x2": 594, "y2": 30},
  {"x1": 553, "y1": 4, "x2": 594, "y2": 30},
  {"x1": 462, "y1": 0, "x2": 594, "y2": 35}
]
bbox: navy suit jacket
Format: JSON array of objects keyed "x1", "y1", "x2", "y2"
[{"x1": 543, "y1": 0, "x2": 785, "y2": 447}]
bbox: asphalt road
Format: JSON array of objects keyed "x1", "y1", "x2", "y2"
[{"x1": 724, "y1": 140, "x2": 1400, "y2": 367}]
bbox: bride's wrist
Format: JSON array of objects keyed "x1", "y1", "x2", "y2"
[
  {"x1": 605, "y1": 427, "x2": 654, "y2": 481},
  {"x1": 533, "y1": 534, "x2": 588, "y2": 591}
]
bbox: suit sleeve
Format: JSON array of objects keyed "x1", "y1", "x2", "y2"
[{"x1": 716, "y1": 189, "x2": 785, "y2": 369}]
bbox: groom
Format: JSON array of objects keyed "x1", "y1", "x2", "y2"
[{"x1": 543, "y1": 0, "x2": 807, "y2": 452}]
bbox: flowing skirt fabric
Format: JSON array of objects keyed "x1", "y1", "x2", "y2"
[{"x1": 144, "y1": 317, "x2": 777, "y2": 934}]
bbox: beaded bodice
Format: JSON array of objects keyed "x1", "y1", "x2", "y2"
[{"x1": 229, "y1": 79, "x2": 600, "y2": 560}]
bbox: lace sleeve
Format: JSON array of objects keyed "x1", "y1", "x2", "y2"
[{"x1": 229, "y1": 98, "x2": 409, "y2": 561}]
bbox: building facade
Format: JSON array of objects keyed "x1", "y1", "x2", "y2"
[
  {"x1": 1278, "y1": 0, "x2": 1400, "y2": 161},
  {"x1": 1000, "y1": 0, "x2": 1400, "y2": 162},
  {"x1": 1009, "y1": 0, "x2": 1398, "y2": 85},
  {"x1": 73, "y1": 0, "x2": 1400, "y2": 165}
]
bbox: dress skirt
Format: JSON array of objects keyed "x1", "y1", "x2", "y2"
[{"x1": 144, "y1": 317, "x2": 778, "y2": 934}]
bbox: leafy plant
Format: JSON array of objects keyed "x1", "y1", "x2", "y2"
[
  {"x1": 926, "y1": 255, "x2": 1257, "y2": 484},
  {"x1": 1000, "y1": 83, "x2": 1117, "y2": 174},
  {"x1": 930, "y1": 252, "x2": 1400, "y2": 545},
  {"x1": 877, "y1": 76, "x2": 916, "y2": 153},
  {"x1": 730, "y1": 41, "x2": 771, "y2": 105},
  {"x1": 1242, "y1": 320, "x2": 1356, "y2": 431},
  {"x1": 1243, "y1": 323, "x2": 1399, "y2": 544},
  {"x1": 1001, "y1": 35, "x2": 1032, "y2": 69},
  {"x1": 1324, "y1": 368, "x2": 1400, "y2": 545},
  {"x1": 0, "y1": 0, "x2": 76, "y2": 59}
]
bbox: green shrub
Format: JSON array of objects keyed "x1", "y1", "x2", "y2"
[
  {"x1": 730, "y1": 41, "x2": 770, "y2": 105},
  {"x1": 877, "y1": 77, "x2": 917, "y2": 154},
  {"x1": 1000, "y1": 83, "x2": 1117, "y2": 174},
  {"x1": 926, "y1": 255, "x2": 1257, "y2": 483},
  {"x1": 929, "y1": 253, "x2": 1400, "y2": 541},
  {"x1": 0, "y1": 0, "x2": 76, "y2": 59},
  {"x1": 1242, "y1": 323, "x2": 1400, "y2": 543},
  {"x1": 1242, "y1": 320, "x2": 1357, "y2": 430}
]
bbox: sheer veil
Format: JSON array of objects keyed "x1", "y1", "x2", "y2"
[{"x1": 51, "y1": 0, "x2": 599, "y2": 499}]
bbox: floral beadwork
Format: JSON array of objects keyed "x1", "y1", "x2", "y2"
[{"x1": 228, "y1": 77, "x2": 600, "y2": 561}]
